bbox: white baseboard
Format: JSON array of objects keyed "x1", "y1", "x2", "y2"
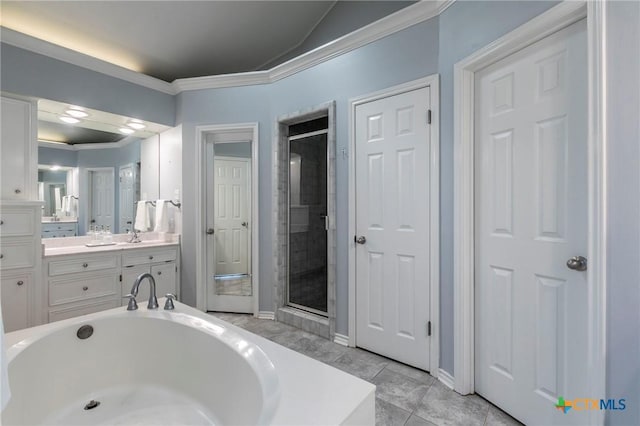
[
  {"x1": 438, "y1": 368, "x2": 455, "y2": 390},
  {"x1": 333, "y1": 333, "x2": 350, "y2": 347},
  {"x1": 257, "y1": 311, "x2": 275, "y2": 320}
]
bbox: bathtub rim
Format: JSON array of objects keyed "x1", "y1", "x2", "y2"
[{"x1": 3, "y1": 299, "x2": 281, "y2": 425}]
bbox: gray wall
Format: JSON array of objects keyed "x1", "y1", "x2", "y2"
[
  {"x1": 38, "y1": 147, "x2": 78, "y2": 167},
  {"x1": 177, "y1": 16, "x2": 440, "y2": 322},
  {"x1": 437, "y1": 0, "x2": 558, "y2": 375},
  {"x1": 606, "y1": 1, "x2": 640, "y2": 424},
  {"x1": 0, "y1": 43, "x2": 175, "y2": 126}
]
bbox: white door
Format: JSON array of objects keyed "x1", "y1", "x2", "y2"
[
  {"x1": 206, "y1": 149, "x2": 252, "y2": 313},
  {"x1": 474, "y1": 20, "x2": 588, "y2": 425},
  {"x1": 213, "y1": 157, "x2": 250, "y2": 275},
  {"x1": 90, "y1": 170, "x2": 114, "y2": 230},
  {"x1": 119, "y1": 164, "x2": 135, "y2": 233},
  {"x1": 355, "y1": 86, "x2": 431, "y2": 370}
]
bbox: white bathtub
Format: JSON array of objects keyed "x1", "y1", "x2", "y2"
[{"x1": 2, "y1": 300, "x2": 375, "y2": 425}]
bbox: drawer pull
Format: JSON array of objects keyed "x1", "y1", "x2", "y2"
[
  {"x1": 149, "y1": 256, "x2": 154, "y2": 260},
  {"x1": 83, "y1": 263, "x2": 89, "y2": 268},
  {"x1": 157, "y1": 271, "x2": 162, "y2": 275},
  {"x1": 0, "y1": 220, "x2": 3, "y2": 225},
  {"x1": 0, "y1": 254, "x2": 3, "y2": 259},
  {"x1": 17, "y1": 280, "x2": 24, "y2": 286},
  {"x1": 14, "y1": 189, "x2": 21, "y2": 194},
  {"x1": 82, "y1": 286, "x2": 89, "y2": 291}
]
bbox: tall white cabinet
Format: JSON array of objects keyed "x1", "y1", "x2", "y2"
[{"x1": 1, "y1": 95, "x2": 42, "y2": 332}]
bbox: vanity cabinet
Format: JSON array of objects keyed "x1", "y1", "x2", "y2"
[
  {"x1": 45, "y1": 253, "x2": 121, "y2": 322},
  {"x1": 0, "y1": 202, "x2": 42, "y2": 331},
  {"x1": 121, "y1": 247, "x2": 179, "y2": 304},
  {"x1": 42, "y1": 222, "x2": 78, "y2": 238},
  {"x1": 1, "y1": 96, "x2": 37, "y2": 201}
]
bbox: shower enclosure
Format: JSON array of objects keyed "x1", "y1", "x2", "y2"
[{"x1": 287, "y1": 117, "x2": 328, "y2": 315}]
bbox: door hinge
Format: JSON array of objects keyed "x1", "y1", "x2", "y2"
[
  {"x1": 427, "y1": 321, "x2": 432, "y2": 336},
  {"x1": 427, "y1": 109, "x2": 432, "y2": 125},
  {"x1": 119, "y1": 274, "x2": 122, "y2": 282}
]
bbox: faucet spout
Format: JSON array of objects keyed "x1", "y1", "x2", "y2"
[{"x1": 130, "y1": 273, "x2": 159, "y2": 309}]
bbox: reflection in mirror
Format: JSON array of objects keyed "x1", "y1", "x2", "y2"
[
  {"x1": 36, "y1": 98, "x2": 169, "y2": 236},
  {"x1": 213, "y1": 141, "x2": 252, "y2": 297}
]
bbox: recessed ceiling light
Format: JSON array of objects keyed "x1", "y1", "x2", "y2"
[
  {"x1": 127, "y1": 121, "x2": 146, "y2": 130},
  {"x1": 59, "y1": 116, "x2": 81, "y2": 124},
  {"x1": 119, "y1": 128, "x2": 135, "y2": 134},
  {"x1": 65, "y1": 108, "x2": 89, "y2": 118}
]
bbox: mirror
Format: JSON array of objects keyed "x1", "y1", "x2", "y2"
[
  {"x1": 36, "y1": 98, "x2": 170, "y2": 236},
  {"x1": 212, "y1": 141, "x2": 253, "y2": 297}
]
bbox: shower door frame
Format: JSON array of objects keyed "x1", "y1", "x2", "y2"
[{"x1": 273, "y1": 102, "x2": 337, "y2": 339}]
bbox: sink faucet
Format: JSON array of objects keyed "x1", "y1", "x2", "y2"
[
  {"x1": 125, "y1": 273, "x2": 159, "y2": 310},
  {"x1": 128, "y1": 229, "x2": 141, "y2": 243}
]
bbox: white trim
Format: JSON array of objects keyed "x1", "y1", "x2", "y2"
[
  {"x1": 38, "y1": 136, "x2": 139, "y2": 151},
  {"x1": 333, "y1": 333, "x2": 349, "y2": 347},
  {"x1": 173, "y1": 71, "x2": 270, "y2": 92},
  {"x1": 0, "y1": 27, "x2": 176, "y2": 95},
  {"x1": 452, "y1": 4, "x2": 606, "y2": 423},
  {"x1": 348, "y1": 74, "x2": 440, "y2": 376},
  {"x1": 257, "y1": 311, "x2": 275, "y2": 321},
  {"x1": 194, "y1": 123, "x2": 260, "y2": 316},
  {"x1": 438, "y1": 368, "x2": 455, "y2": 390}
]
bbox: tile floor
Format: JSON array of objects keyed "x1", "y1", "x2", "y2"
[
  {"x1": 214, "y1": 275, "x2": 252, "y2": 296},
  {"x1": 210, "y1": 312, "x2": 522, "y2": 426}
]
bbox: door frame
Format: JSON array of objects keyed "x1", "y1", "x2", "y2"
[
  {"x1": 348, "y1": 74, "x2": 440, "y2": 376},
  {"x1": 118, "y1": 163, "x2": 135, "y2": 234},
  {"x1": 452, "y1": 3, "x2": 606, "y2": 425},
  {"x1": 85, "y1": 166, "x2": 115, "y2": 233},
  {"x1": 212, "y1": 155, "x2": 252, "y2": 278},
  {"x1": 194, "y1": 123, "x2": 259, "y2": 316}
]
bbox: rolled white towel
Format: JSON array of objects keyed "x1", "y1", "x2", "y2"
[
  {"x1": 154, "y1": 200, "x2": 169, "y2": 232},
  {"x1": 134, "y1": 201, "x2": 151, "y2": 231}
]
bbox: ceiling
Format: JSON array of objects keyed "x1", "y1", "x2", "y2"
[
  {"x1": 0, "y1": 1, "x2": 415, "y2": 82},
  {"x1": 38, "y1": 99, "x2": 170, "y2": 145}
]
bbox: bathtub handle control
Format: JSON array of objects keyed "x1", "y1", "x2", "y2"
[
  {"x1": 164, "y1": 293, "x2": 177, "y2": 310},
  {"x1": 123, "y1": 293, "x2": 138, "y2": 311}
]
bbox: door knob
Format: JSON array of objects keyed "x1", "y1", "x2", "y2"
[
  {"x1": 355, "y1": 236, "x2": 366, "y2": 245},
  {"x1": 206, "y1": 228, "x2": 215, "y2": 235},
  {"x1": 241, "y1": 222, "x2": 248, "y2": 228},
  {"x1": 566, "y1": 256, "x2": 587, "y2": 271}
]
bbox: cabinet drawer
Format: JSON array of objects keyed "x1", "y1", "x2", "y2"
[
  {"x1": 42, "y1": 223, "x2": 76, "y2": 232},
  {"x1": 49, "y1": 255, "x2": 118, "y2": 276},
  {"x1": 42, "y1": 230, "x2": 77, "y2": 238},
  {"x1": 122, "y1": 249, "x2": 176, "y2": 267},
  {"x1": 0, "y1": 209, "x2": 35, "y2": 236},
  {"x1": 0, "y1": 239, "x2": 34, "y2": 270},
  {"x1": 49, "y1": 299, "x2": 119, "y2": 323},
  {"x1": 49, "y1": 272, "x2": 119, "y2": 306}
]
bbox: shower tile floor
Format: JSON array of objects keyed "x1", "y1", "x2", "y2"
[{"x1": 210, "y1": 312, "x2": 522, "y2": 426}]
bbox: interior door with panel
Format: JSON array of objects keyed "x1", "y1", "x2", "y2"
[
  {"x1": 206, "y1": 140, "x2": 254, "y2": 314},
  {"x1": 354, "y1": 86, "x2": 431, "y2": 370},
  {"x1": 119, "y1": 164, "x2": 135, "y2": 233},
  {"x1": 474, "y1": 20, "x2": 588, "y2": 425},
  {"x1": 89, "y1": 169, "x2": 114, "y2": 231}
]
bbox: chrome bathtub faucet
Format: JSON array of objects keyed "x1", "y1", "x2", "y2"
[
  {"x1": 128, "y1": 229, "x2": 141, "y2": 243},
  {"x1": 126, "y1": 272, "x2": 159, "y2": 310}
]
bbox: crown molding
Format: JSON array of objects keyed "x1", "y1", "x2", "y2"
[
  {"x1": 2, "y1": 0, "x2": 456, "y2": 95},
  {"x1": 1, "y1": 27, "x2": 176, "y2": 95},
  {"x1": 38, "y1": 136, "x2": 138, "y2": 151},
  {"x1": 172, "y1": 71, "x2": 270, "y2": 92}
]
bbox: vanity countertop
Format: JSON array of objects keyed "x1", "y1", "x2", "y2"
[
  {"x1": 42, "y1": 233, "x2": 180, "y2": 258},
  {"x1": 41, "y1": 218, "x2": 78, "y2": 224}
]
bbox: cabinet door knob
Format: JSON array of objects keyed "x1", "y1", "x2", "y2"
[
  {"x1": 82, "y1": 286, "x2": 89, "y2": 291},
  {"x1": 0, "y1": 220, "x2": 3, "y2": 225},
  {"x1": 14, "y1": 189, "x2": 21, "y2": 194},
  {"x1": 0, "y1": 254, "x2": 3, "y2": 259},
  {"x1": 17, "y1": 280, "x2": 24, "y2": 286},
  {"x1": 149, "y1": 256, "x2": 154, "y2": 260},
  {"x1": 82, "y1": 263, "x2": 88, "y2": 268},
  {"x1": 157, "y1": 271, "x2": 162, "y2": 275}
]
